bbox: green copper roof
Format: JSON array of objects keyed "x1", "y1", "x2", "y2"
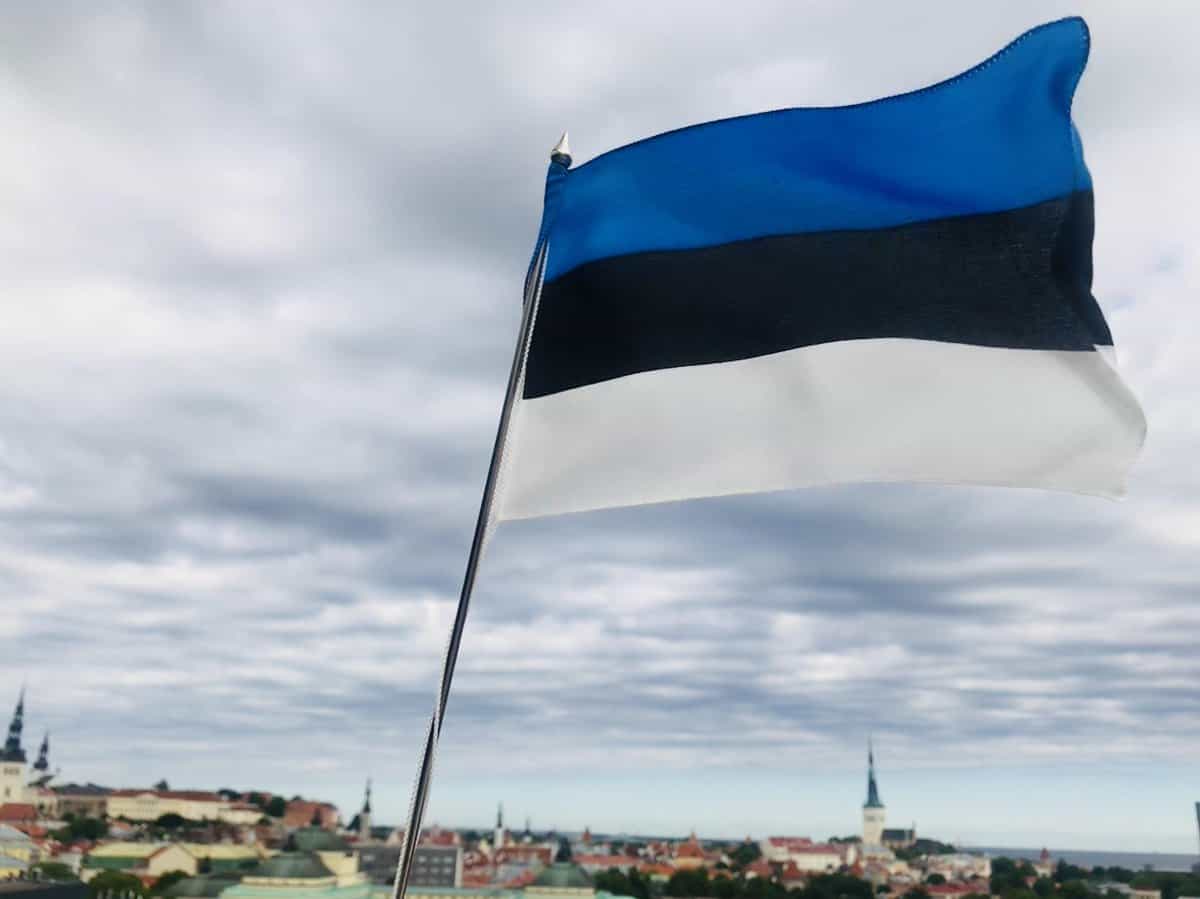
[
  {"x1": 287, "y1": 828, "x2": 350, "y2": 852},
  {"x1": 864, "y1": 745, "x2": 884, "y2": 809},
  {"x1": 253, "y1": 852, "x2": 334, "y2": 879},
  {"x1": 163, "y1": 875, "x2": 243, "y2": 898},
  {"x1": 531, "y1": 863, "x2": 593, "y2": 890}
]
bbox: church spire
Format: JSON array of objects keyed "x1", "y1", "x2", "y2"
[
  {"x1": 33, "y1": 732, "x2": 49, "y2": 772},
  {"x1": 2, "y1": 689, "x2": 25, "y2": 763},
  {"x1": 864, "y1": 739, "x2": 883, "y2": 809},
  {"x1": 357, "y1": 778, "x2": 372, "y2": 839}
]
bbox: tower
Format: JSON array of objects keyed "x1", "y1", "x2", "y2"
[
  {"x1": 358, "y1": 778, "x2": 372, "y2": 840},
  {"x1": 494, "y1": 802, "x2": 504, "y2": 850},
  {"x1": 33, "y1": 732, "x2": 49, "y2": 774},
  {"x1": 1, "y1": 690, "x2": 28, "y2": 803},
  {"x1": 862, "y1": 741, "x2": 886, "y2": 846}
]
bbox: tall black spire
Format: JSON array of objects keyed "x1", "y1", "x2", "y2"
[
  {"x1": 32, "y1": 731, "x2": 49, "y2": 772},
  {"x1": 864, "y1": 740, "x2": 883, "y2": 809},
  {"x1": 362, "y1": 778, "x2": 372, "y2": 814},
  {"x1": 2, "y1": 689, "x2": 25, "y2": 763}
]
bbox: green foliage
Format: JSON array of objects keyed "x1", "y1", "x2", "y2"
[
  {"x1": 1055, "y1": 862, "x2": 1089, "y2": 884},
  {"x1": 155, "y1": 813, "x2": 187, "y2": 830},
  {"x1": 1058, "y1": 880, "x2": 1091, "y2": 899},
  {"x1": 1094, "y1": 868, "x2": 1136, "y2": 885},
  {"x1": 901, "y1": 889, "x2": 930, "y2": 899},
  {"x1": 151, "y1": 871, "x2": 190, "y2": 895},
  {"x1": 29, "y1": 861, "x2": 79, "y2": 882},
  {"x1": 53, "y1": 816, "x2": 109, "y2": 842},
  {"x1": 1126, "y1": 871, "x2": 1200, "y2": 899},
  {"x1": 798, "y1": 873, "x2": 875, "y2": 899},
  {"x1": 595, "y1": 867, "x2": 654, "y2": 899},
  {"x1": 666, "y1": 868, "x2": 710, "y2": 897},
  {"x1": 730, "y1": 843, "x2": 763, "y2": 871},
  {"x1": 897, "y1": 840, "x2": 958, "y2": 863},
  {"x1": 153, "y1": 780, "x2": 170, "y2": 791},
  {"x1": 926, "y1": 875, "x2": 946, "y2": 886},
  {"x1": 1000, "y1": 889, "x2": 1038, "y2": 899},
  {"x1": 264, "y1": 796, "x2": 286, "y2": 817},
  {"x1": 87, "y1": 870, "x2": 147, "y2": 898},
  {"x1": 991, "y1": 858, "x2": 1038, "y2": 895},
  {"x1": 247, "y1": 792, "x2": 266, "y2": 809},
  {"x1": 1033, "y1": 878, "x2": 1055, "y2": 898}
]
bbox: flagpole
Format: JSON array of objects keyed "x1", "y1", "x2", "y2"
[{"x1": 390, "y1": 136, "x2": 570, "y2": 899}]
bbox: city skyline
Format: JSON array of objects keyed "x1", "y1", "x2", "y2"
[{"x1": 1, "y1": 0, "x2": 1197, "y2": 860}]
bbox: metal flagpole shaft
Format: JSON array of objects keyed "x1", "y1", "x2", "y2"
[{"x1": 390, "y1": 189, "x2": 558, "y2": 899}]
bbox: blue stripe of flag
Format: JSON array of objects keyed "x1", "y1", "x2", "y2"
[{"x1": 545, "y1": 17, "x2": 1092, "y2": 284}]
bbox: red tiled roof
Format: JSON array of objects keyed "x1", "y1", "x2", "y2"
[
  {"x1": 768, "y1": 837, "x2": 814, "y2": 849},
  {"x1": 575, "y1": 854, "x2": 640, "y2": 867},
  {"x1": 282, "y1": 800, "x2": 338, "y2": 828},
  {"x1": 781, "y1": 862, "x2": 805, "y2": 879},
  {"x1": 927, "y1": 885, "x2": 974, "y2": 896},
  {"x1": 0, "y1": 803, "x2": 37, "y2": 822},
  {"x1": 790, "y1": 844, "x2": 841, "y2": 855},
  {"x1": 638, "y1": 863, "x2": 675, "y2": 876}
]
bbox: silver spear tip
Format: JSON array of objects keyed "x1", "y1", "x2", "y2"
[{"x1": 551, "y1": 131, "x2": 571, "y2": 165}]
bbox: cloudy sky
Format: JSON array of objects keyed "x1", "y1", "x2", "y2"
[{"x1": 2, "y1": 0, "x2": 1198, "y2": 854}]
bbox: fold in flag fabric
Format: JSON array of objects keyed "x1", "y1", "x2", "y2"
[{"x1": 495, "y1": 17, "x2": 1146, "y2": 522}]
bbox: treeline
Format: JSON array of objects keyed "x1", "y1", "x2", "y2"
[
  {"x1": 593, "y1": 868, "x2": 879, "y2": 899},
  {"x1": 990, "y1": 858, "x2": 1200, "y2": 899}
]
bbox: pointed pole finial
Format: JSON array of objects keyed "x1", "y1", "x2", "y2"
[{"x1": 551, "y1": 132, "x2": 572, "y2": 167}]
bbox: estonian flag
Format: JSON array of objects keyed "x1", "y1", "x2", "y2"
[{"x1": 496, "y1": 18, "x2": 1146, "y2": 522}]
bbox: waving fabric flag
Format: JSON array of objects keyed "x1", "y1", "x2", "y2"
[{"x1": 495, "y1": 17, "x2": 1145, "y2": 521}]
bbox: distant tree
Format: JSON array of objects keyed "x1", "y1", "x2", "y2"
[
  {"x1": 1097, "y1": 868, "x2": 1136, "y2": 885},
  {"x1": 217, "y1": 789, "x2": 240, "y2": 800},
  {"x1": 731, "y1": 842, "x2": 763, "y2": 870},
  {"x1": 1032, "y1": 878, "x2": 1055, "y2": 898},
  {"x1": 291, "y1": 795, "x2": 304, "y2": 802},
  {"x1": 151, "y1": 871, "x2": 191, "y2": 895},
  {"x1": 311, "y1": 809, "x2": 323, "y2": 827},
  {"x1": 156, "y1": 813, "x2": 187, "y2": 830},
  {"x1": 597, "y1": 868, "x2": 653, "y2": 899},
  {"x1": 797, "y1": 872, "x2": 874, "y2": 899},
  {"x1": 926, "y1": 875, "x2": 946, "y2": 886},
  {"x1": 1055, "y1": 862, "x2": 1089, "y2": 884},
  {"x1": 901, "y1": 889, "x2": 930, "y2": 899},
  {"x1": 153, "y1": 779, "x2": 170, "y2": 791},
  {"x1": 991, "y1": 858, "x2": 1037, "y2": 895},
  {"x1": 247, "y1": 792, "x2": 266, "y2": 808},
  {"x1": 265, "y1": 796, "x2": 287, "y2": 817},
  {"x1": 87, "y1": 870, "x2": 147, "y2": 899},
  {"x1": 30, "y1": 861, "x2": 78, "y2": 882},
  {"x1": 666, "y1": 868, "x2": 710, "y2": 897},
  {"x1": 1058, "y1": 880, "x2": 1090, "y2": 899},
  {"x1": 462, "y1": 830, "x2": 480, "y2": 843},
  {"x1": 54, "y1": 815, "x2": 109, "y2": 842}
]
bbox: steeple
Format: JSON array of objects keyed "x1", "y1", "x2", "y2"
[
  {"x1": 2, "y1": 689, "x2": 25, "y2": 763},
  {"x1": 32, "y1": 732, "x2": 49, "y2": 772},
  {"x1": 864, "y1": 740, "x2": 883, "y2": 809},
  {"x1": 358, "y1": 778, "x2": 372, "y2": 839},
  {"x1": 494, "y1": 802, "x2": 505, "y2": 850}
]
